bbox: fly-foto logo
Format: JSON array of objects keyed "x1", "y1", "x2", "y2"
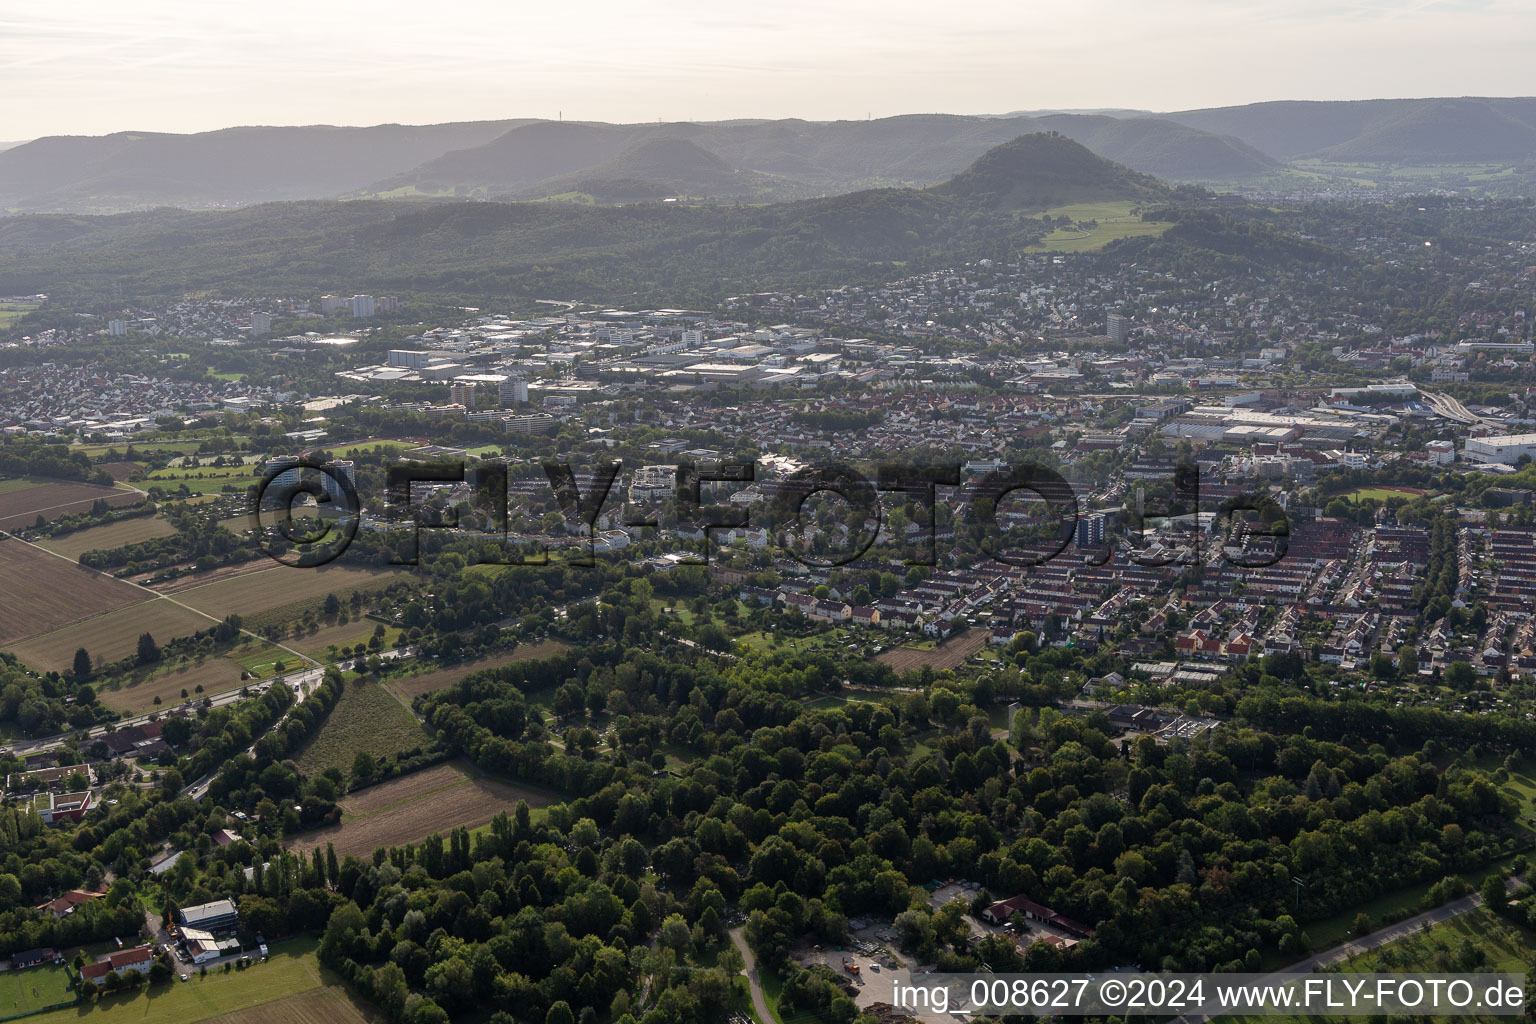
[{"x1": 251, "y1": 458, "x2": 1289, "y2": 571}]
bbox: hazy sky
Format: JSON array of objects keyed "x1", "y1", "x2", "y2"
[{"x1": 2, "y1": 0, "x2": 1532, "y2": 139}]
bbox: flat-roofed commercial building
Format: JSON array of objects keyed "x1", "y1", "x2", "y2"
[{"x1": 1465, "y1": 433, "x2": 1536, "y2": 466}]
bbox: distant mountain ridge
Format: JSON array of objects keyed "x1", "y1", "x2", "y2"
[
  {"x1": 366, "y1": 113, "x2": 1267, "y2": 203},
  {"x1": 0, "y1": 133, "x2": 1174, "y2": 299},
  {"x1": 0, "y1": 113, "x2": 1267, "y2": 214},
  {"x1": 6, "y1": 97, "x2": 1536, "y2": 215},
  {"x1": 1162, "y1": 96, "x2": 1536, "y2": 162},
  {"x1": 0, "y1": 122, "x2": 528, "y2": 213}
]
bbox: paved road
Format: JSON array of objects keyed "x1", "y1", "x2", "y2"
[
  {"x1": 1422, "y1": 389, "x2": 1501, "y2": 431},
  {"x1": 183, "y1": 645, "x2": 418, "y2": 802},
  {"x1": 182, "y1": 665, "x2": 325, "y2": 802},
  {"x1": 730, "y1": 926, "x2": 774, "y2": 1024},
  {"x1": 6, "y1": 685, "x2": 265, "y2": 757}
]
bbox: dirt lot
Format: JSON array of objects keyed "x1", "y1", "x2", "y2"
[
  {"x1": 38, "y1": 515, "x2": 176, "y2": 559},
  {"x1": 0, "y1": 540, "x2": 150, "y2": 644},
  {"x1": 5, "y1": 598, "x2": 215, "y2": 672},
  {"x1": 0, "y1": 479, "x2": 141, "y2": 530},
  {"x1": 876, "y1": 627, "x2": 989, "y2": 673},
  {"x1": 288, "y1": 760, "x2": 557, "y2": 858},
  {"x1": 385, "y1": 641, "x2": 570, "y2": 701}
]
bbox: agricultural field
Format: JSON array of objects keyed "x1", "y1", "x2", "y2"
[
  {"x1": 38, "y1": 515, "x2": 176, "y2": 559},
  {"x1": 21, "y1": 940, "x2": 377, "y2": 1024},
  {"x1": 0, "y1": 962, "x2": 74, "y2": 1016},
  {"x1": 169, "y1": 564, "x2": 399, "y2": 622},
  {"x1": 0, "y1": 540, "x2": 149, "y2": 644},
  {"x1": 5, "y1": 598, "x2": 214, "y2": 673},
  {"x1": 876, "y1": 626, "x2": 988, "y2": 672},
  {"x1": 383, "y1": 640, "x2": 570, "y2": 701},
  {"x1": 288, "y1": 760, "x2": 557, "y2": 858},
  {"x1": 95, "y1": 641, "x2": 274, "y2": 714},
  {"x1": 198, "y1": 984, "x2": 380, "y2": 1024},
  {"x1": 293, "y1": 678, "x2": 429, "y2": 778},
  {"x1": 96, "y1": 460, "x2": 145, "y2": 482},
  {"x1": 1026, "y1": 201, "x2": 1172, "y2": 253},
  {"x1": 0, "y1": 478, "x2": 141, "y2": 530}
]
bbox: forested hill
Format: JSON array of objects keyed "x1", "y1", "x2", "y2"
[
  {"x1": 0, "y1": 112, "x2": 1269, "y2": 214},
  {"x1": 0, "y1": 135, "x2": 1188, "y2": 303},
  {"x1": 1164, "y1": 96, "x2": 1536, "y2": 162},
  {"x1": 933, "y1": 133, "x2": 1169, "y2": 209}
]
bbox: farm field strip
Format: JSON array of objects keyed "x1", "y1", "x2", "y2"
[
  {"x1": 38, "y1": 515, "x2": 176, "y2": 559},
  {"x1": 339, "y1": 761, "x2": 477, "y2": 815},
  {"x1": 96, "y1": 653, "x2": 257, "y2": 713},
  {"x1": 0, "y1": 540, "x2": 151, "y2": 644},
  {"x1": 4, "y1": 599, "x2": 217, "y2": 673},
  {"x1": 292, "y1": 680, "x2": 429, "y2": 778},
  {"x1": 287, "y1": 760, "x2": 557, "y2": 857},
  {"x1": 198, "y1": 983, "x2": 380, "y2": 1024},
  {"x1": 0, "y1": 479, "x2": 142, "y2": 530},
  {"x1": 170, "y1": 565, "x2": 399, "y2": 619}
]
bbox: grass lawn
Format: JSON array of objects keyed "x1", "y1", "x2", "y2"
[
  {"x1": 233, "y1": 645, "x2": 299, "y2": 679},
  {"x1": 1026, "y1": 201, "x2": 1172, "y2": 253},
  {"x1": 333, "y1": 440, "x2": 417, "y2": 458},
  {"x1": 71, "y1": 440, "x2": 207, "y2": 458},
  {"x1": 0, "y1": 301, "x2": 39, "y2": 328},
  {"x1": 0, "y1": 963, "x2": 74, "y2": 1015},
  {"x1": 144, "y1": 462, "x2": 260, "y2": 495},
  {"x1": 1237, "y1": 908, "x2": 1536, "y2": 1024},
  {"x1": 1499, "y1": 763, "x2": 1536, "y2": 821},
  {"x1": 1343, "y1": 486, "x2": 1427, "y2": 502},
  {"x1": 760, "y1": 967, "x2": 833, "y2": 1024},
  {"x1": 1341, "y1": 906, "x2": 1535, "y2": 972},
  {"x1": 381, "y1": 641, "x2": 569, "y2": 701},
  {"x1": 23, "y1": 939, "x2": 375, "y2": 1024},
  {"x1": 294, "y1": 678, "x2": 428, "y2": 777},
  {"x1": 1301, "y1": 855, "x2": 1521, "y2": 955}
]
